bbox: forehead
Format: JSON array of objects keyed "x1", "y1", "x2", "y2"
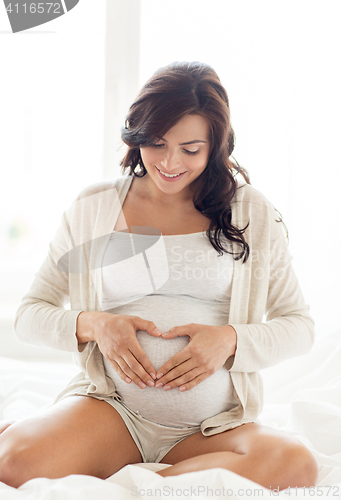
[{"x1": 163, "y1": 114, "x2": 210, "y2": 140}]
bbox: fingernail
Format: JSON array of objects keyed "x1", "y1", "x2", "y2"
[
  {"x1": 162, "y1": 331, "x2": 169, "y2": 336},
  {"x1": 179, "y1": 386, "x2": 186, "y2": 391},
  {"x1": 156, "y1": 373, "x2": 163, "y2": 379},
  {"x1": 164, "y1": 385, "x2": 171, "y2": 391},
  {"x1": 155, "y1": 382, "x2": 163, "y2": 388},
  {"x1": 139, "y1": 381, "x2": 146, "y2": 389},
  {"x1": 150, "y1": 373, "x2": 156, "y2": 379},
  {"x1": 147, "y1": 380, "x2": 154, "y2": 387},
  {"x1": 154, "y1": 328, "x2": 163, "y2": 336},
  {"x1": 126, "y1": 377, "x2": 131, "y2": 383}
]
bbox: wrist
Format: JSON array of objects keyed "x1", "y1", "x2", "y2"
[
  {"x1": 220, "y1": 325, "x2": 237, "y2": 371},
  {"x1": 76, "y1": 311, "x2": 107, "y2": 344},
  {"x1": 225, "y1": 324, "x2": 237, "y2": 356}
]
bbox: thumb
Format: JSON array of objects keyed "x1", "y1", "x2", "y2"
[
  {"x1": 161, "y1": 324, "x2": 193, "y2": 339},
  {"x1": 132, "y1": 316, "x2": 163, "y2": 337}
]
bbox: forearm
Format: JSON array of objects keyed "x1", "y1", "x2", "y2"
[
  {"x1": 14, "y1": 298, "x2": 83, "y2": 352},
  {"x1": 229, "y1": 313, "x2": 314, "y2": 372}
]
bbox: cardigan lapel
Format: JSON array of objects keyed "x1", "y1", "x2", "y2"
[{"x1": 89, "y1": 174, "x2": 134, "y2": 311}]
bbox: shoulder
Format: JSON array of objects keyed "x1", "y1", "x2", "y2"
[
  {"x1": 60, "y1": 173, "x2": 133, "y2": 244},
  {"x1": 232, "y1": 178, "x2": 286, "y2": 242},
  {"x1": 233, "y1": 177, "x2": 274, "y2": 211},
  {"x1": 74, "y1": 173, "x2": 132, "y2": 202}
]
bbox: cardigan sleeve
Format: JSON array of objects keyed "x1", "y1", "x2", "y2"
[
  {"x1": 228, "y1": 212, "x2": 315, "y2": 373},
  {"x1": 13, "y1": 206, "x2": 85, "y2": 353}
]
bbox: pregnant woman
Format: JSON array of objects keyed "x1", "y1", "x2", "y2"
[{"x1": 1, "y1": 61, "x2": 318, "y2": 490}]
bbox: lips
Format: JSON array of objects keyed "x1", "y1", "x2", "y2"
[
  {"x1": 155, "y1": 166, "x2": 186, "y2": 177},
  {"x1": 155, "y1": 166, "x2": 187, "y2": 183}
]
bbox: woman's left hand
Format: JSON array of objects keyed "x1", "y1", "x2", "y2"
[{"x1": 154, "y1": 323, "x2": 237, "y2": 392}]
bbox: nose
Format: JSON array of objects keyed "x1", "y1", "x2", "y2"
[{"x1": 160, "y1": 150, "x2": 181, "y2": 171}]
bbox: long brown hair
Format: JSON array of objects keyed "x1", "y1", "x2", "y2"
[{"x1": 120, "y1": 61, "x2": 251, "y2": 262}]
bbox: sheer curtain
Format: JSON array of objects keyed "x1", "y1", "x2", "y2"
[{"x1": 0, "y1": 1, "x2": 106, "y2": 359}]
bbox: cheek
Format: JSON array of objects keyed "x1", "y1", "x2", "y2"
[
  {"x1": 140, "y1": 149, "x2": 158, "y2": 166},
  {"x1": 189, "y1": 156, "x2": 208, "y2": 171}
]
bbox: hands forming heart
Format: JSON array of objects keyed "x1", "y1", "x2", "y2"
[{"x1": 93, "y1": 312, "x2": 237, "y2": 392}]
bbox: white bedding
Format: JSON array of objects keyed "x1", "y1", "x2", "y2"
[{"x1": 1, "y1": 329, "x2": 341, "y2": 499}]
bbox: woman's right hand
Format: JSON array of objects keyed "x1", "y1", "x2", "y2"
[{"x1": 77, "y1": 312, "x2": 162, "y2": 389}]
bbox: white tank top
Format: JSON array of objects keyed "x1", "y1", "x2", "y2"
[{"x1": 101, "y1": 229, "x2": 239, "y2": 428}]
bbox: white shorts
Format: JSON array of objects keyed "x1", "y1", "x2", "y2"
[{"x1": 61, "y1": 393, "x2": 201, "y2": 463}]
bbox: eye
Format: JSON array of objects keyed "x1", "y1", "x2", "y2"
[
  {"x1": 150, "y1": 144, "x2": 199, "y2": 155},
  {"x1": 184, "y1": 149, "x2": 199, "y2": 155}
]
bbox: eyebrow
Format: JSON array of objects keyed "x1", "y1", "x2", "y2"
[{"x1": 156, "y1": 137, "x2": 207, "y2": 146}]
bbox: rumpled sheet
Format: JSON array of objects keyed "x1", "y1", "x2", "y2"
[{"x1": 1, "y1": 328, "x2": 341, "y2": 499}]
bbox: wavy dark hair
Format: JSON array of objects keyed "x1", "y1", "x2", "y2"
[{"x1": 119, "y1": 61, "x2": 285, "y2": 263}]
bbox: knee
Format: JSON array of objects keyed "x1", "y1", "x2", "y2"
[
  {"x1": 248, "y1": 437, "x2": 319, "y2": 491},
  {"x1": 0, "y1": 440, "x2": 34, "y2": 488},
  {"x1": 0, "y1": 447, "x2": 19, "y2": 488},
  {"x1": 281, "y1": 442, "x2": 319, "y2": 488}
]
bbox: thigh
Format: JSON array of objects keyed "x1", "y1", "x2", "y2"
[
  {"x1": 160, "y1": 422, "x2": 303, "y2": 464},
  {"x1": 0, "y1": 395, "x2": 142, "y2": 485}
]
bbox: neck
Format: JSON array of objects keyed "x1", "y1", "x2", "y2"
[{"x1": 135, "y1": 173, "x2": 201, "y2": 208}]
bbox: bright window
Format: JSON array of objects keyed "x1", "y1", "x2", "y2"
[
  {"x1": 139, "y1": 0, "x2": 341, "y2": 335},
  {"x1": 0, "y1": 2, "x2": 106, "y2": 322}
]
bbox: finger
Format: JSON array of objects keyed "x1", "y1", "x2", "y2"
[
  {"x1": 128, "y1": 340, "x2": 158, "y2": 381},
  {"x1": 132, "y1": 316, "x2": 163, "y2": 338},
  {"x1": 120, "y1": 326, "x2": 158, "y2": 380},
  {"x1": 160, "y1": 368, "x2": 207, "y2": 391},
  {"x1": 177, "y1": 372, "x2": 210, "y2": 392},
  {"x1": 113, "y1": 355, "x2": 154, "y2": 389},
  {"x1": 155, "y1": 358, "x2": 196, "y2": 387},
  {"x1": 123, "y1": 349, "x2": 157, "y2": 388},
  {"x1": 108, "y1": 334, "x2": 156, "y2": 386},
  {"x1": 155, "y1": 351, "x2": 192, "y2": 381},
  {"x1": 161, "y1": 323, "x2": 196, "y2": 339},
  {"x1": 107, "y1": 357, "x2": 132, "y2": 384}
]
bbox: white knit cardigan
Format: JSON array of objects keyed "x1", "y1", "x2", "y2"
[{"x1": 13, "y1": 172, "x2": 315, "y2": 436}]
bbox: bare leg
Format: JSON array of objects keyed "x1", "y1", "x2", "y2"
[
  {"x1": 157, "y1": 423, "x2": 318, "y2": 491},
  {"x1": 158, "y1": 451, "x2": 251, "y2": 478},
  {"x1": 0, "y1": 396, "x2": 142, "y2": 488}
]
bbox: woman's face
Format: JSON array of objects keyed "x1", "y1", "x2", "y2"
[{"x1": 139, "y1": 114, "x2": 211, "y2": 201}]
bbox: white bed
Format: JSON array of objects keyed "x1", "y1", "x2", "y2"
[{"x1": 1, "y1": 328, "x2": 341, "y2": 499}]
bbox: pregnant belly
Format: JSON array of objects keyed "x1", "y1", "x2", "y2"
[{"x1": 103, "y1": 330, "x2": 239, "y2": 427}]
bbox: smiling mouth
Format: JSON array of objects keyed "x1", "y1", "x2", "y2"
[{"x1": 155, "y1": 166, "x2": 186, "y2": 178}]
